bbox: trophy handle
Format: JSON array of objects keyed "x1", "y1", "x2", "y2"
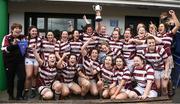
[
  {"x1": 100, "y1": 6, "x2": 102, "y2": 11},
  {"x1": 92, "y1": 5, "x2": 95, "y2": 10}
]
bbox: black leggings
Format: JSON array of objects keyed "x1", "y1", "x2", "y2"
[{"x1": 6, "y1": 62, "x2": 25, "y2": 97}]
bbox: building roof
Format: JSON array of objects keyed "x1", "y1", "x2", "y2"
[{"x1": 9, "y1": 0, "x2": 180, "y2": 8}]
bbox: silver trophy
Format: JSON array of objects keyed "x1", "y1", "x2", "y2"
[{"x1": 93, "y1": 5, "x2": 102, "y2": 22}]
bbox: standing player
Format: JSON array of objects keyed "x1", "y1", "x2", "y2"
[{"x1": 24, "y1": 26, "x2": 41, "y2": 99}]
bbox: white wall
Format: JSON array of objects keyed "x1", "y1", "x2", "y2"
[
  {"x1": 8, "y1": 1, "x2": 180, "y2": 34},
  {"x1": 9, "y1": 12, "x2": 24, "y2": 33}
]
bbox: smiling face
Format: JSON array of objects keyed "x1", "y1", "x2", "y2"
[
  {"x1": 112, "y1": 31, "x2": 120, "y2": 41},
  {"x1": 114, "y1": 27, "x2": 120, "y2": 32},
  {"x1": 68, "y1": 55, "x2": 77, "y2": 66},
  {"x1": 101, "y1": 44, "x2": 109, "y2": 53},
  {"x1": 48, "y1": 54, "x2": 56, "y2": 67},
  {"x1": 61, "y1": 31, "x2": 68, "y2": 41},
  {"x1": 100, "y1": 26, "x2": 106, "y2": 35},
  {"x1": 90, "y1": 49, "x2": 99, "y2": 61},
  {"x1": 137, "y1": 23, "x2": 145, "y2": 32},
  {"x1": 29, "y1": 28, "x2": 38, "y2": 38},
  {"x1": 115, "y1": 58, "x2": 124, "y2": 69},
  {"x1": 12, "y1": 27, "x2": 22, "y2": 37},
  {"x1": 138, "y1": 27, "x2": 146, "y2": 39},
  {"x1": 147, "y1": 38, "x2": 156, "y2": 51},
  {"x1": 73, "y1": 30, "x2": 80, "y2": 40},
  {"x1": 104, "y1": 56, "x2": 112, "y2": 67},
  {"x1": 124, "y1": 30, "x2": 131, "y2": 41},
  {"x1": 47, "y1": 32, "x2": 54, "y2": 42},
  {"x1": 158, "y1": 23, "x2": 166, "y2": 34},
  {"x1": 86, "y1": 26, "x2": 93, "y2": 35},
  {"x1": 133, "y1": 56, "x2": 144, "y2": 68},
  {"x1": 149, "y1": 24, "x2": 157, "y2": 35}
]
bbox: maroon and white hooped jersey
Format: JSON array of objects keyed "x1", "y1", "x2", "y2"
[
  {"x1": 122, "y1": 41, "x2": 136, "y2": 60},
  {"x1": 136, "y1": 43, "x2": 147, "y2": 56},
  {"x1": 26, "y1": 37, "x2": 41, "y2": 59},
  {"x1": 107, "y1": 48, "x2": 122, "y2": 60},
  {"x1": 97, "y1": 34, "x2": 110, "y2": 47},
  {"x1": 61, "y1": 62, "x2": 81, "y2": 83},
  {"x1": 82, "y1": 33, "x2": 99, "y2": 49},
  {"x1": 70, "y1": 39, "x2": 83, "y2": 57},
  {"x1": 100, "y1": 64, "x2": 114, "y2": 84},
  {"x1": 41, "y1": 39, "x2": 56, "y2": 61},
  {"x1": 113, "y1": 66, "x2": 131, "y2": 84},
  {"x1": 157, "y1": 31, "x2": 174, "y2": 56},
  {"x1": 55, "y1": 40, "x2": 70, "y2": 56},
  {"x1": 83, "y1": 56, "x2": 100, "y2": 80},
  {"x1": 98, "y1": 34, "x2": 110, "y2": 42},
  {"x1": 39, "y1": 62, "x2": 57, "y2": 86},
  {"x1": 142, "y1": 46, "x2": 168, "y2": 70},
  {"x1": 109, "y1": 40, "x2": 123, "y2": 51},
  {"x1": 132, "y1": 64, "x2": 154, "y2": 88}
]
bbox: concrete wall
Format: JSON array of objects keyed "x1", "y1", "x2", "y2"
[{"x1": 8, "y1": 1, "x2": 180, "y2": 34}]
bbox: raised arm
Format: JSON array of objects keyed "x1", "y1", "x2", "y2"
[
  {"x1": 83, "y1": 15, "x2": 90, "y2": 24},
  {"x1": 55, "y1": 51, "x2": 61, "y2": 61},
  {"x1": 32, "y1": 45, "x2": 43, "y2": 66},
  {"x1": 81, "y1": 37, "x2": 92, "y2": 56},
  {"x1": 128, "y1": 38, "x2": 144, "y2": 45},
  {"x1": 169, "y1": 10, "x2": 180, "y2": 34},
  {"x1": 147, "y1": 33, "x2": 163, "y2": 44},
  {"x1": 81, "y1": 35, "x2": 97, "y2": 56},
  {"x1": 55, "y1": 42, "x2": 61, "y2": 60},
  {"x1": 96, "y1": 22, "x2": 101, "y2": 34},
  {"x1": 56, "y1": 52, "x2": 69, "y2": 69},
  {"x1": 149, "y1": 21, "x2": 157, "y2": 36}
]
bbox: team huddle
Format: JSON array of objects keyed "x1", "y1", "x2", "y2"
[{"x1": 1, "y1": 10, "x2": 180, "y2": 100}]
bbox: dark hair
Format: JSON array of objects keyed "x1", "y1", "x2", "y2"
[
  {"x1": 89, "y1": 48, "x2": 99, "y2": 55},
  {"x1": 70, "y1": 30, "x2": 81, "y2": 41},
  {"x1": 123, "y1": 28, "x2": 134, "y2": 38},
  {"x1": 113, "y1": 27, "x2": 121, "y2": 35},
  {"x1": 111, "y1": 30, "x2": 120, "y2": 40},
  {"x1": 160, "y1": 11, "x2": 171, "y2": 27},
  {"x1": 68, "y1": 53, "x2": 77, "y2": 61},
  {"x1": 45, "y1": 31, "x2": 54, "y2": 39},
  {"x1": 145, "y1": 36, "x2": 156, "y2": 44},
  {"x1": 27, "y1": 25, "x2": 39, "y2": 49},
  {"x1": 48, "y1": 53, "x2": 56, "y2": 59},
  {"x1": 72, "y1": 29, "x2": 79, "y2": 36},
  {"x1": 159, "y1": 23, "x2": 168, "y2": 32},
  {"x1": 160, "y1": 12, "x2": 171, "y2": 21},
  {"x1": 134, "y1": 55, "x2": 146, "y2": 65},
  {"x1": 149, "y1": 24, "x2": 157, "y2": 32},
  {"x1": 115, "y1": 56, "x2": 127, "y2": 67},
  {"x1": 28, "y1": 25, "x2": 39, "y2": 38},
  {"x1": 11, "y1": 23, "x2": 22, "y2": 30},
  {"x1": 114, "y1": 27, "x2": 120, "y2": 31},
  {"x1": 72, "y1": 29, "x2": 79, "y2": 34},
  {"x1": 104, "y1": 55, "x2": 113, "y2": 66},
  {"x1": 84, "y1": 24, "x2": 94, "y2": 31},
  {"x1": 89, "y1": 48, "x2": 99, "y2": 61},
  {"x1": 60, "y1": 30, "x2": 68, "y2": 40},
  {"x1": 46, "y1": 31, "x2": 54, "y2": 35}
]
